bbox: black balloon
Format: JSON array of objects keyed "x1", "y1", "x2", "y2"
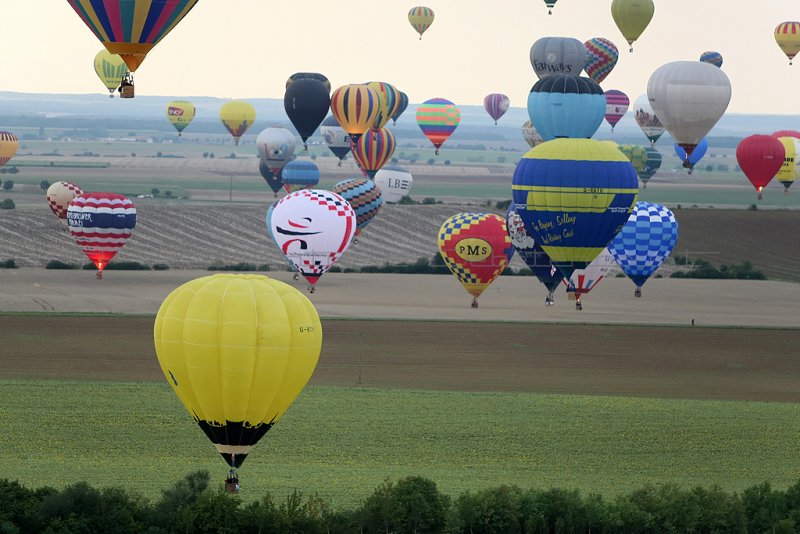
[
  {"x1": 259, "y1": 159, "x2": 283, "y2": 194},
  {"x1": 284, "y1": 77, "x2": 331, "y2": 147}
]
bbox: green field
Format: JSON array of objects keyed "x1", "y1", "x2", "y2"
[{"x1": 3, "y1": 380, "x2": 799, "y2": 507}]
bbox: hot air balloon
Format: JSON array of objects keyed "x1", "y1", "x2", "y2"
[
  {"x1": 512, "y1": 138, "x2": 639, "y2": 278},
  {"x1": 609, "y1": 202, "x2": 678, "y2": 297},
  {"x1": 284, "y1": 74, "x2": 331, "y2": 150},
  {"x1": 506, "y1": 206, "x2": 564, "y2": 306},
  {"x1": 633, "y1": 94, "x2": 664, "y2": 146},
  {"x1": 438, "y1": 213, "x2": 513, "y2": 308},
  {"x1": 610, "y1": 0, "x2": 654, "y2": 52},
  {"x1": 736, "y1": 135, "x2": 785, "y2": 200},
  {"x1": 0, "y1": 132, "x2": 19, "y2": 167},
  {"x1": 543, "y1": 0, "x2": 558, "y2": 15},
  {"x1": 366, "y1": 82, "x2": 400, "y2": 130},
  {"x1": 93, "y1": 50, "x2": 127, "y2": 98},
  {"x1": 522, "y1": 121, "x2": 544, "y2": 148},
  {"x1": 166, "y1": 100, "x2": 195, "y2": 137},
  {"x1": 332, "y1": 178, "x2": 383, "y2": 241},
  {"x1": 259, "y1": 160, "x2": 283, "y2": 197},
  {"x1": 67, "y1": 0, "x2": 198, "y2": 98},
  {"x1": 256, "y1": 127, "x2": 297, "y2": 176},
  {"x1": 771, "y1": 130, "x2": 800, "y2": 140},
  {"x1": 67, "y1": 192, "x2": 136, "y2": 279},
  {"x1": 417, "y1": 98, "x2": 461, "y2": 155},
  {"x1": 604, "y1": 90, "x2": 629, "y2": 132},
  {"x1": 484, "y1": 93, "x2": 510, "y2": 124},
  {"x1": 330, "y1": 84, "x2": 380, "y2": 142},
  {"x1": 618, "y1": 144, "x2": 648, "y2": 176},
  {"x1": 774, "y1": 136, "x2": 800, "y2": 192},
  {"x1": 266, "y1": 202, "x2": 300, "y2": 277},
  {"x1": 153, "y1": 273, "x2": 321, "y2": 492},
  {"x1": 647, "y1": 61, "x2": 731, "y2": 159},
  {"x1": 269, "y1": 189, "x2": 356, "y2": 291},
  {"x1": 351, "y1": 128, "x2": 396, "y2": 179},
  {"x1": 584, "y1": 37, "x2": 619, "y2": 84},
  {"x1": 700, "y1": 51, "x2": 723, "y2": 68},
  {"x1": 320, "y1": 116, "x2": 352, "y2": 165},
  {"x1": 775, "y1": 22, "x2": 800, "y2": 65},
  {"x1": 408, "y1": 6, "x2": 434, "y2": 39},
  {"x1": 281, "y1": 160, "x2": 320, "y2": 194},
  {"x1": 374, "y1": 165, "x2": 414, "y2": 203},
  {"x1": 286, "y1": 72, "x2": 331, "y2": 94},
  {"x1": 220, "y1": 101, "x2": 256, "y2": 146},
  {"x1": 529, "y1": 37, "x2": 588, "y2": 80},
  {"x1": 527, "y1": 75, "x2": 605, "y2": 141},
  {"x1": 46, "y1": 181, "x2": 84, "y2": 229},
  {"x1": 392, "y1": 92, "x2": 410, "y2": 125},
  {"x1": 563, "y1": 248, "x2": 616, "y2": 310},
  {"x1": 638, "y1": 147, "x2": 662, "y2": 188},
  {"x1": 674, "y1": 138, "x2": 708, "y2": 174}
]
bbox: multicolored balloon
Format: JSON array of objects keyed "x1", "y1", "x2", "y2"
[
  {"x1": 332, "y1": 178, "x2": 383, "y2": 239},
  {"x1": 700, "y1": 51, "x2": 723, "y2": 68},
  {"x1": 610, "y1": 0, "x2": 655, "y2": 52},
  {"x1": 408, "y1": 6, "x2": 435, "y2": 39},
  {"x1": 0, "y1": 132, "x2": 19, "y2": 167},
  {"x1": 633, "y1": 94, "x2": 664, "y2": 146},
  {"x1": 67, "y1": 192, "x2": 136, "y2": 276},
  {"x1": 256, "y1": 127, "x2": 297, "y2": 176},
  {"x1": 604, "y1": 89, "x2": 629, "y2": 132},
  {"x1": 674, "y1": 138, "x2": 708, "y2": 174},
  {"x1": 774, "y1": 136, "x2": 800, "y2": 192},
  {"x1": 527, "y1": 75, "x2": 605, "y2": 141},
  {"x1": 483, "y1": 93, "x2": 510, "y2": 124},
  {"x1": 609, "y1": 202, "x2": 678, "y2": 296},
  {"x1": 563, "y1": 248, "x2": 616, "y2": 309},
  {"x1": 366, "y1": 82, "x2": 400, "y2": 130},
  {"x1": 46, "y1": 181, "x2": 84, "y2": 225},
  {"x1": 775, "y1": 22, "x2": 800, "y2": 65},
  {"x1": 351, "y1": 128, "x2": 396, "y2": 179},
  {"x1": 543, "y1": 0, "x2": 558, "y2": 15},
  {"x1": 512, "y1": 138, "x2": 638, "y2": 278},
  {"x1": 330, "y1": 84, "x2": 380, "y2": 141},
  {"x1": 220, "y1": 100, "x2": 256, "y2": 145},
  {"x1": 166, "y1": 100, "x2": 195, "y2": 136},
  {"x1": 392, "y1": 92, "x2": 410, "y2": 125},
  {"x1": 417, "y1": 98, "x2": 461, "y2": 155},
  {"x1": 269, "y1": 189, "x2": 356, "y2": 289},
  {"x1": 736, "y1": 135, "x2": 785, "y2": 200},
  {"x1": 284, "y1": 73, "x2": 331, "y2": 150},
  {"x1": 93, "y1": 49, "x2": 127, "y2": 97},
  {"x1": 281, "y1": 160, "x2": 320, "y2": 194},
  {"x1": 320, "y1": 115, "x2": 352, "y2": 165},
  {"x1": 259, "y1": 160, "x2": 283, "y2": 196},
  {"x1": 584, "y1": 37, "x2": 619, "y2": 84},
  {"x1": 529, "y1": 37, "x2": 588, "y2": 80},
  {"x1": 618, "y1": 144, "x2": 648, "y2": 174},
  {"x1": 506, "y1": 206, "x2": 563, "y2": 305},
  {"x1": 639, "y1": 148, "x2": 662, "y2": 187},
  {"x1": 437, "y1": 213, "x2": 514, "y2": 307},
  {"x1": 647, "y1": 61, "x2": 731, "y2": 159},
  {"x1": 522, "y1": 121, "x2": 543, "y2": 148},
  {"x1": 374, "y1": 165, "x2": 414, "y2": 203}
]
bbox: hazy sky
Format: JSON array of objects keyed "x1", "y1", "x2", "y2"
[{"x1": 3, "y1": 1, "x2": 799, "y2": 114}]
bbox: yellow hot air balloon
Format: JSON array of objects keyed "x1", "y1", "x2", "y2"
[
  {"x1": 166, "y1": 100, "x2": 196, "y2": 136},
  {"x1": 220, "y1": 100, "x2": 257, "y2": 145},
  {"x1": 408, "y1": 6, "x2": 435, "y2": 40},
  {"x1": 330, "y1": 84, "x2": 380, "y2": 141},
  {"x1": 775, "y1": 22, "x2": 800, "y2": 65},
  {"x1": 611, "y1": 0, "x2": 655, "y2": 52},
  {"x1": 366, "y1": 81, "x2": 400, "y2": 130},
  {"x1": 153, "y1": 274, "x2": 322, "y2": 490},
  {"x1": 0, "y1": 132, "x2": 19, "y2": 167},
  {"x1": 93, "y1": 50, "x2": 128, "y2": 98}
]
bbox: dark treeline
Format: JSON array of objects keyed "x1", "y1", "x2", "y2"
[{"x1": 3, "y1": 471, "x2": 800, "y2": 533}]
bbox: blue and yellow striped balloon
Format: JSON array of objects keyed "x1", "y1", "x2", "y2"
[
  {"x1": 330, "y1": 84, "x2": 380, "y2": 140},
  {"x1": 351, "y1": 128, "x2": 396, "y2": 179},
  {"x1": 332, "y1": 178, "x2": 383, "y2": 238},
  {"x1": 511, "y1": 138, "x2": 639, "y2": 278}
]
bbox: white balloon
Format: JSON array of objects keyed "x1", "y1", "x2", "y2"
[
  {"x1": 565, "y1": 248, "x2": 616, "y2": 297},
  {"x1": 374, "y1": 165, "x2": 413, "y2": 203},
  {"x1": 529, "y1": 37, "x2": 588, "y2": 79},
  {"x1": 647, "y1": 61, "x2": 731, "y2": 153},
  {"x1": 632, "y1": 94, "x2": 664, "y2": 145},
  {"x1": 256, "y1": 127, "x2": 297, "y2": 174}
]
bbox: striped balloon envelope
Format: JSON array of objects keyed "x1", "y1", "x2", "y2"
[
  {"x1": 483, "y1": 93, "x2": 510, "y2": 124},
  {"x1": 506, "y1": 206, "x2": 563, "y2": 305},
  {"x1": 0, "y1": 132, "x2": 18, "y2": 167},
  {"x1": 93, "y1": 49, "x2": 128, "y2": 97},
  {"x1": 67, "y1": 192, "x2": 136, "y2": 275},
  {"x1": 562, "y1": 248, "x2": 616, "y2": 309},
  {"x1": 417, "y1": 98, "x2": 461, "y2": 155},
  {"x1": 332, "y1": 178, "x2": 383, "y2": 238},
  {"x1": 330, "y1": 84, "x2": 380, "y2": 140},
  {"x1": 543, "y1": 0, "x2": 557, "y2": 14},
  {"x1": 775, "y1": 22, "x2": 800, "y2": 65},
  {"x1": 527, "y1": 75, "x2": 605, "y2": 141},
  {"x1": 774, "y1": 136, "x2": 800, "y2": 192},
  {"x1": 511, "y1": 138, "x2": 639, "y2": 279},
  {"x1": 366, "y1": 82, "x2": 400, "y2": 130},
  {"x1": 351, "y1": 128, "x2": 396, "y2": 179},
  {"x1": 584, "y1": 37, "x2": 619, "y2": 84},
  {"x1": 618, "y1": 144, "x2": 648, "y2": 175},
  {"x1": 46, "y1": 181, "x2": 85, "y2": 223},
  {"x1": 281, "y1": 160, "x2": 320, "y2": 194},
  {"x1": 604, "y1": 90, "x2": 629, "y2": 131},
  {"x1": 408, "y1": 6, "x2": 434, "y2": 39},
  {"x1": 437, "y1": 213, "x2": 514, "y2": 307},
  {"x1": 639, "y1": 147, "x2": 662, "y2": 187},
  {"x1": 699, "y1": 51, "x2": 723, "y2": 68},
  {"x1": 609, "y1": 202, "x2": 678, "y2": 296},
  {"x1": 391, "y1": 91, "x2": 409, "y2": 125}
]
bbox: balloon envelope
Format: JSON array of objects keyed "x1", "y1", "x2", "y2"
[
  {"x1": 674, "y1": 138, "x2": 708, "y2": 170},
  {"x1": 604, "y1": 90, "x2": 629, "y2": 131},
  {"x1": 775, "y1": 22, "x2": 800, "y2": 64},
  {"x1": 93, "y1": 50, "x2": 128, "y2": 95},
  {"x1": 506, "y1": 206, "x2": 563, "y2": 295},
  {"x1": 320, "y1": 115, "x2": 352, "y2": 162},
  {"x1": 256, "y1": 127, "x2": 297, "y2": 175},
  {"x1": 166, "y1": 100, "x2": 195, "y2": 135},
  {"x1": 633, "y1": 94, "x2": 664, "y2": 145},
  {"x1": 374, "y1": 165, "x2": 414, "y2": 203},
  {"x1": 330, "y1": 85, "x2": 380, "y2": 138},
  {"x1": 284, "y1": 77, "x2": 331, "y2": 146},
  {"x1": 522, "y1": 121, "x2": 543, "y2": 148},
  {"x1": 484, "y1": 93, "x2": 510, "y2": 124},
  {"x1": 67, "y1": 192, "x2": 136, "y2": 272},
  {"x1": 46, "y1": 181, "x2": 84, "y2": 221},
  {"x1": 392, "y1": 92, "x2": 410, "y2": 125},
  {"x1": 564, "y1": 248, "x2": 616, "y2": 299},
  {"x1": 220, "y1": 101, "x2": 256, "y2": 145},
  {"x1": 259, "y1": 160, "x2": 283, "y2": 195},
  {"x1": 736, "y1": 135, "x2": 785, "y2": 198},
  {"x1": 351, "y1": 128, "x2": 396, "y2": 179},
  {"x1": 775, "y1": 136, "x2": 800, "y2": 191},
  {"x1": 527, "y1": 75, "x2": 605, "y2": 141},
  {"x1": 529, "y1": 37, "x2": 588, "y2": 79},
  {"x1": 584, "y1": 37, "x2": 619, "y2": 84},
  {"x1": 610, "y1": 0, "x2": 654, "y2": 51},
  {"x1": 699, "y1": 51, "x2": 723, "y2": 68},
  {"x1": 408, "y1": 6, "x2": 434, "y2": 38},
  {"x1": 281, "y1": 160, "x2": 320, "y2": 192},
  {"x1": 417, "y1": 98, "x2": 461, "y2": 154},
  {"x1": 366, "y1": 82, "x2": 400, "y2": 130},
  {"x1": 153, "y1": 273, "x2": 321, "y2": 469},
  {"x1": 332, "y1": 178, "x2": 383, "y2": 236}
]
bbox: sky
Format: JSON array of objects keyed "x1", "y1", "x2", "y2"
[{"x1": 2, "y1": 1, "x2": 799, "y2": 114}]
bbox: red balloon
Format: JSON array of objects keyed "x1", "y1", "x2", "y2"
[
  {"x1": 736, "y1": 135, "x2": 785, "y2": 200},
  {"x1": 771, "y1": 130, "x2": 800, "y2": 140}
]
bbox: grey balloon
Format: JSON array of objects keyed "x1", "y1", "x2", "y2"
[{"x1": 529, "y1": 37, "x2": 588, "y2": 80}]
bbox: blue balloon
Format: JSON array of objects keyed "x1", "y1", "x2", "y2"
[
  {"x1": 281, "y1": 160, "x2": 320, "y2": 188},
  {"x1": 259, "y1": 159, "x2": 282, "y2": 195},
  {"x1": 506, "y1": 205, "x2": 564, "y2": 300},
  {"x1": 608, "y1": 201, "x2": 679, "y2": 292},
  {"x1": 527, "y1": 74, "x2": 605, "y2": 141},
  {"x1": 674, "y1": 138, "x2": 708, "y2": 172}
]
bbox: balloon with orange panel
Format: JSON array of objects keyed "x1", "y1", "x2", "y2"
[
  {"x1": 437, "y1": 213, "x2": 514, "y2": 307},
  {"x1": 46, "y1": 181, "x2": 85, "y2": 229}
]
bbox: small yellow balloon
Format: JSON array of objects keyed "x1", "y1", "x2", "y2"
[
  {"x1": 166, "y1": 100, "x2": 196, "y2": 136},
  {"x1": 153, "y1": 274, "x2": 322, "y2": 469},
  {"x1": 775, "y1": 22, "x2": 800, "y2": 65},
  {"x1": 408, "y1": 6, "x2": 435, "y2": 39},
  {"x1": 0, "y1": 132, "x2": 19, "y2": 167},
  {"x1": 220, "y1": 100, "x2": 257, "y2": 145},
  {"x1": 93, "y1": 49, "x2": 128, "y2": 97}
]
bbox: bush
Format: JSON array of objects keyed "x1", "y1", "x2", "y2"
[
  {"x1": 397, "y1": 195, "x2": 415, "y2": 205},
  {"x1": 328, "y1": 265, "x2": 342, "y2": 273},
  {"x1": 0, "y1": 259, "x2": 17, "y2": 268},
  {"x1": 671, "y1": 259, "x2": 767, "y2": 280},
  {"x1": 46, "y1": 260, "x2": 79, "y2": 269},
  {"x1": 82, "y1": 261, "x2": 150, "y2": 271},
  {"x1": 495, "y1": 199, "x2": 511, "y2": 210},
  {"x1": 152, "y1": 263, "x2": 170, "y2": 271},
  {"x1": 207, "y1": 262, "x2": 259, "y2": 272},
  {"x1": 39, "y1": 180, "x2": 50, "y2": 191},
  {"x1": 2, "y1": 180, "x2": 13, "y2": 191},
  {"x1": 422, "y1": 197, "x2": 437, "y2": 205},
  {"x1": 0, "y1": 199, "x2": 14, "y2": 209}
]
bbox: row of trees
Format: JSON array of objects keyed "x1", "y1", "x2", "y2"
[{"x1": 2, "y1": 472, "x2": 800, "y2": 533}]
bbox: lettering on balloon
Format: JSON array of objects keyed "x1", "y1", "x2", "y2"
[
  {"x1": 455, "y1": 238, "x2": 492, "y2": 262},
  {"x1": 167, "y1": 107, "x2": 184, "y2": 116},
  {"x1": 299, "y1": 325, "x2": 315, "y2": 334},
  {"x1": 533, "y1": 60, "x2": 575, "y2": 74},
  {"x1": 67, "y1": 211, "x2": 93, "y2": 227},
  {"x1": 556, "y1": 213, "x2": 576, "y2": 226}
]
